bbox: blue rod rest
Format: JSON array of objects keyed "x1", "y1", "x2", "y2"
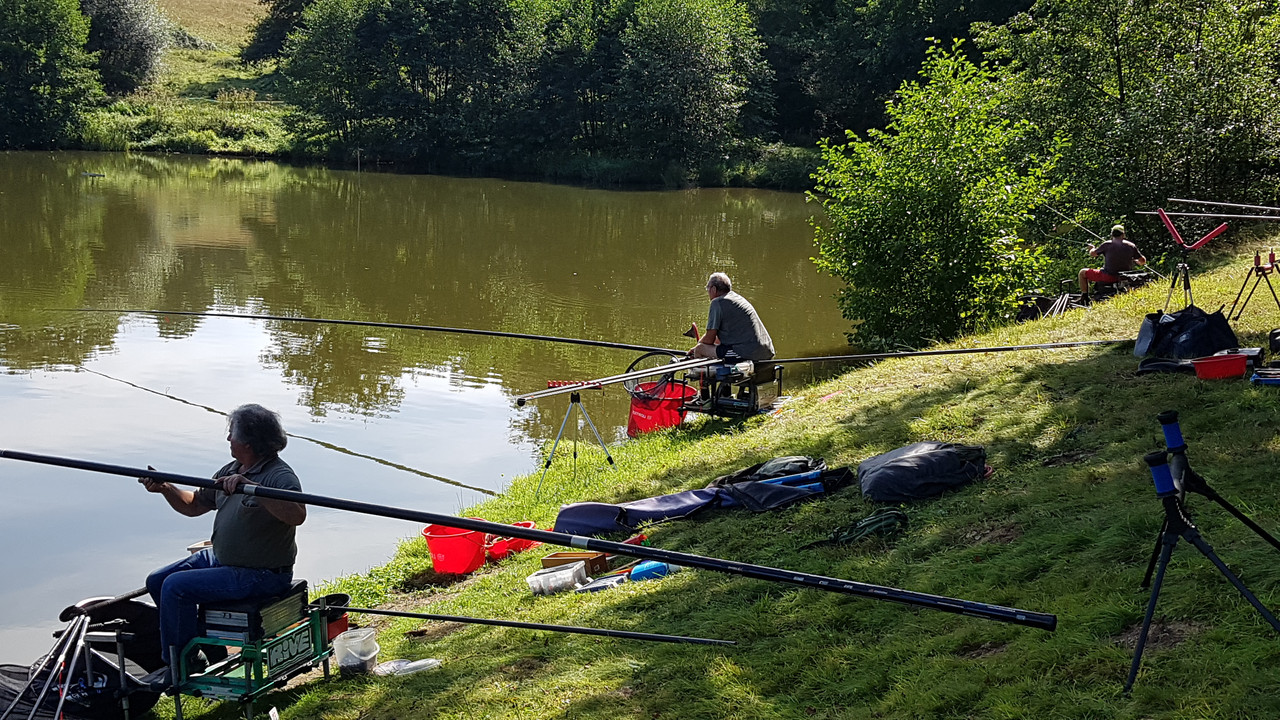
[
  {"x1": 1144, "y1": 451, "x2": 1175, "y2": 496},
  {"x1": 1157, "y1": 410, "x2": 1186, "y2": 452}
]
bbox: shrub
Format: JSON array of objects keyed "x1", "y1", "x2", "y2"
[
  {"x1": 811, "y1": 43, "x2": 1057, "y2": 347},
  {"x1": 80, "y1": 0, "x2": 169, "y2": 94}
]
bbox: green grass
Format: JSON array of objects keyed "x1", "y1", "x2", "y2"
[{"x1": 145, "y1": 241, "x2": 1280, "y2": 719}]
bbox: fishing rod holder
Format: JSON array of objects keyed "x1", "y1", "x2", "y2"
[
  {"x1": 535, "y1": 388, "x2": 615, "y2": 499},
  {"x1": 1227, "y1": 249, "x2": 1280, "y2": 321},
  {"x1": 1125, "y1": 412, "x2": 1280, "y2": 693}
]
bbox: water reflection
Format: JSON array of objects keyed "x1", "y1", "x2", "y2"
[{"x1": 0, "y1": 151, "x2": 847, "y2": 662}]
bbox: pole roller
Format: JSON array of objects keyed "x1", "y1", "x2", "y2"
[
  {"x1": 0, "y1": 449, "x2": 1057, "y2": 632},
  {"x1": 338, "y1": 605, "x2": 735, "y2": 646}
]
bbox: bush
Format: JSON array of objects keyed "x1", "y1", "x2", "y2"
[
  {"x1": 80, "y1": 0, "x2": 169, "y2": 94},
  {"x1": 811, "y1": 43, "x2": 1057, "y2": 347},
  {"x1": 0, "y1": 0, "x2": 103, "y2": 148}
]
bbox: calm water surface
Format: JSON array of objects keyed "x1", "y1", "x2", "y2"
[{"x1": 0, "y1": 151, "x2": 846, "y2": 663}]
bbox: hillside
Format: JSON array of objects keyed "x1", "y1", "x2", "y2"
[{"x1": 139, "y1": 243, "x2": 1280, "y2": 720}]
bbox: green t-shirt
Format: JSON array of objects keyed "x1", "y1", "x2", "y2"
[{"x1": 197, "y1": 456, "x2": 301, "y2": 569}]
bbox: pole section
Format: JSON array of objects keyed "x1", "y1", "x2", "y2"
[
  {"x1": 0, "y1": 450, "x2": 1057, "y2": 631},
  {"x1": 61, "y1": 308, "x2": 684, "y2": 355},
  {"x1": 340, "y1": 606, "x2": 735, "y2": 646}
]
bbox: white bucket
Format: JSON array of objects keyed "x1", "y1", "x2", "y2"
[{"x1": 332, "y1": 628, "x2": 380, "y2": 676}]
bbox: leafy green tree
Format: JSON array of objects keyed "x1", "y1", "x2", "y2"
[
  {"x1": 751, "y1": 0, "x2": 1032, "y2": 141},
  {"x1": 609, "y1": 0, "x2": 771, "y2": 172},
  {"x1": 977, "y1": 0, "x2": 1280, "y2": 218},
  {"x1": 283, "y1": 0, "x2": 520, "y2": 165},
  {"x1": 243, "y1": 0, "x2": 314, "y2": 62},
  {"x1": 811, "y1": 44, "x2": 1055, "y2": 347},
  {"x1": 0, "y1": 0, "x2": 102, "y2": 148},
  {"x1": 280, "y1": 0, "x2": 375, "y2": 150}
]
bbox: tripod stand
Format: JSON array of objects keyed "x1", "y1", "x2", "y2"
[
  {"x1": 1125, "y1": 450, "x2": 1280, "y2": 693},
  {"x1": 1227, "y1": 250, "x2": 1280, "y2": 321},
  {"x1": 1162, "y1": 262, "x2": 1194, "y2": 312},
  {"x1": 1142, "y1": 410, "x2": 1280, "y2": 589},
  {"x1": 535, "y1": 390, "x2": 615, "y2": 499}
]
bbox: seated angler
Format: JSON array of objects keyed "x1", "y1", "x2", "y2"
[
  {"x1": 138, "y1": 403, "x2": 306, "y2": 688},
  {"x1": 1078, "y1": 224, "x2": 1147, "y2": 304},
  {"x1": 689, "y1": 272, "x2": 775, "y2": 362}
]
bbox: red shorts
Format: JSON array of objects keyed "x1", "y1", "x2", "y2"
[{"x1": 1084, "y1": 269, "x2": 1120, "y2": 283}]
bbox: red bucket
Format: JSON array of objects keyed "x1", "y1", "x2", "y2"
[
  {"x1": 1193, "y1": 353, "x2": 1247, "y2": 379},
  {"x1": 485, "y1": 521, "x2": 542, "y2": 561},
  {"x1": 627, "y1": 381, "x2": 699, "y2": 437},
  {"x1": 423, "y1": 521, "x2": 487, "y2": 574}
]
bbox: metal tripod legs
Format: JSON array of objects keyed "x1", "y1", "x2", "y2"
[{"x1": 535, "y1": 391, "x2": 615, "y2": 499}]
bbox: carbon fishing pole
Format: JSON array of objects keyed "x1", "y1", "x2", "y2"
[
  {"x1": 61, "y1": 308, "x2": 684, "y2": 355},
  {"x1": 337, "y1": 605, "x2": 734, "y2": 646},
  {"x1": 75, "y1": 365, "x2": 496, "y2": 497},
  {"x1": 1168, "y1": 198, "x2": 1280, "y2": 213},
  {"x1": 515, "y1": 356, "x2": 719, "y2": 405},
  {"x1": 1136, "y1": 211, "x2": 1280, "y2": 221},
  {"x1": 767, "y1": 339, "x2": 1131, "y2": 366},
  {"x1": 1039, "y1": 202, "x2": 1106, "y2": 243},
  {"x1": 0, "y1": 450, "x2": 1057, "y2": 631}
]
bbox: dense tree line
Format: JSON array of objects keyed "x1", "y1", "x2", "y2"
[{"x1": 277, "y1": 0, "x2": 772, "y2": 179}]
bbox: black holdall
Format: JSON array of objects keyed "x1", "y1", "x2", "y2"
[
  {"x1": 858, "y1": 442, "x2": 989, "y2": 503},
  {"x1": 1133, "y1": 305, "x2": 1239, "y2": 359}
]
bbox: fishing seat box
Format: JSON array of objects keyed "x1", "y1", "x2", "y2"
[{"x1": 199, "y1": 580, "x2": 309, "y2": 642}]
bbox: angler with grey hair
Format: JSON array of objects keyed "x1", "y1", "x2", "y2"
[
  {"x1": 137, "y1": 403, "x2": 306, "y2": 689},
  {"x1": 689, "y1": 272, "x2": 775, "y2": 361}
]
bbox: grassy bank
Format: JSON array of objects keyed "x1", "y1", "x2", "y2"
[{"x1": 151, "y1": 243, "x2": 1280, "y2": 719}]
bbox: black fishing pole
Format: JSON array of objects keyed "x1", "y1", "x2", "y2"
[
  {"x1": 338, "y1": 605, "x2": 734, "y2": 646},
  {"x1": 62, "y1": 309, "x2": 684, "y2": 355},
  {"x1": 76, "y1": 365, "x2": 496, "y2": 497},
  {"x1": 0, "y1": 450, "x2": 1057, "y2": 632},
  {"x1": 768, "y1": 339, "x2": 1131, "y2": 366}
]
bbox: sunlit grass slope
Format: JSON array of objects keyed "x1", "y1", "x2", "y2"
[
  {"x1": 158, "y1": 0, "x2": 261, "y2": 47},
  {"x1": 143, "y1": 241, "x2": 1280, "y2": 719}
]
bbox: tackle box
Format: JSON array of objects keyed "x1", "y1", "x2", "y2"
[{"x1": 200, "y1": 580, "x2": 309, "y2": 641}]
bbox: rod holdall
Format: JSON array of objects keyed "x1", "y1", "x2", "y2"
[{"x1": 859, "y1": 442, "x2": 988, "y2": 503}]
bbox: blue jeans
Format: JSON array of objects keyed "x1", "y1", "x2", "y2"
[{"x1": 146, "y1": 548, "x2": 293, "y2": 663}]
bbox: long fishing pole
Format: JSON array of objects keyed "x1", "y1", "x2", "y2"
[
  {"x1": 339, "y1": 605, "x2": 734, "y2": 646},
  {"x1": 76, "y1": 365, "x2": 496, "y2": 497},
  {"x1": 767, "y1": 339, "x2": 1131, "y2": 366},
  {"x1": 61, "y1": 309, "x2": 684, "y2": 355},
  {"x1": 59, "y1": 587, "x2": 149, "y2": 622},
  {"x1": 1168, "y1": 198, "x2": 1280, "y2": 213},
  {"x1": 0, "y1": 450, "x2": 1057, "y2": 632},
  {"x1": 1040, "y1": 202, "x2": 1106, "y2": 243},
  {"x1": 1136, "y1": 211, "x2": 1280, "y2": 221},
  {"x1": 515, "y1": 356, "x2": 718, "y2": 405}
]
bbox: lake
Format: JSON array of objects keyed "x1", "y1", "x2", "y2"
[{"x1": 0, "y1": 151, "x2": 846, "y2": 663}]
